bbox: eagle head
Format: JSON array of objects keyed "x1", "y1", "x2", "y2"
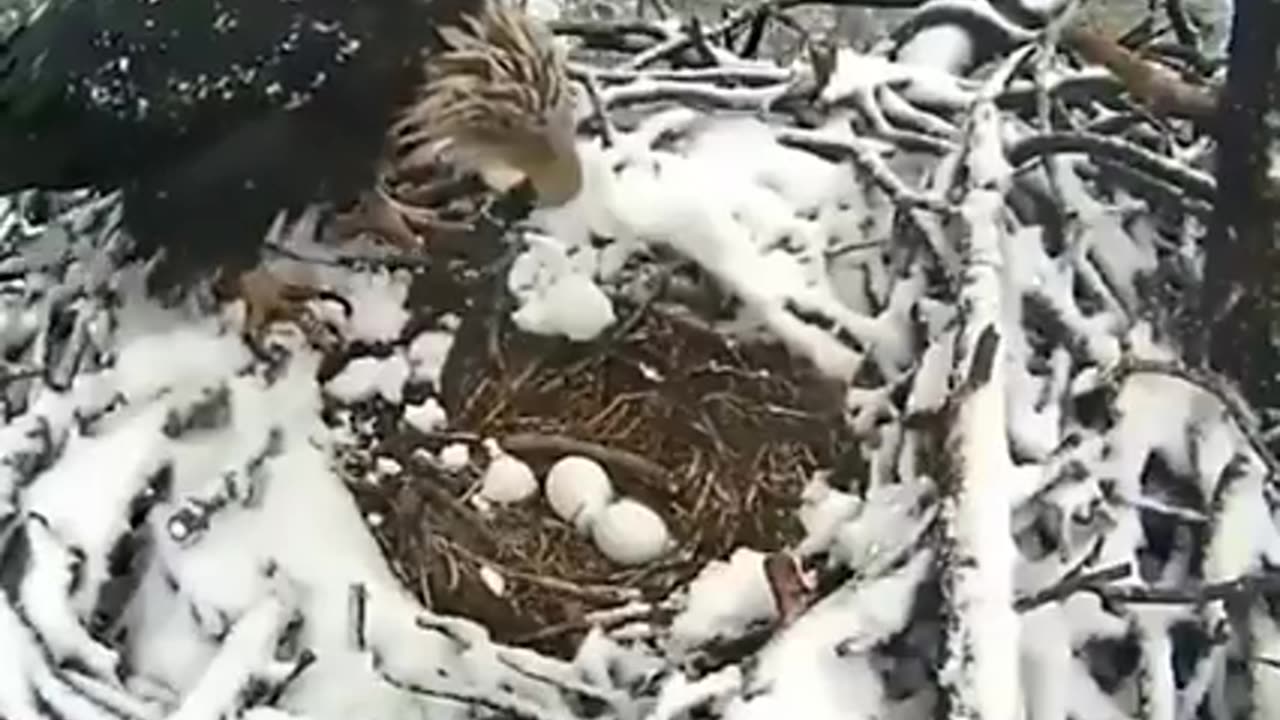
[{"x1": 394, "y1": 0, "x2": 581, "y2": 207}]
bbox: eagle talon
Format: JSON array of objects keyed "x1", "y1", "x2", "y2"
[
  {"x1": 230, "y1": 268, "x2": 345, "y2": 352},
  {"x1": 334, "y1": 190, "x2": 426, "y2": 252},
  {"x1": 311, "y1": 289, "x2": 354, "y2": 318},
  {"x1": 335, "y1": 185, "x2": 490, "y2": 251}
]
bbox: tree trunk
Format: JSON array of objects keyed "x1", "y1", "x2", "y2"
[
  {"x1": 1201, "y1": 5, "x2": 1280, "y2": 718},
  {"x1": 1202, "y1": 0, "x2": 1280, "y2": 409}
]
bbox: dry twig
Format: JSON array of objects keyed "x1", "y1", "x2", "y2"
[{"x1": 500, "y1": 431, "x2": 679, "y2": 497}]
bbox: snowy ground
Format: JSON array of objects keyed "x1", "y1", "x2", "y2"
[{"x1": 0, "y1": 1, "x2": 1270, "y2": 720}]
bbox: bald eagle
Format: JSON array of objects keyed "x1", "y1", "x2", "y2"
[{"x1": 0, "y1": 0, "x2": 581, "y2": 341}]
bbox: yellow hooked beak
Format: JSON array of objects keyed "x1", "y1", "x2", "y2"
[
  {"x1": 477, "y1": 110, "x2": 583, "y2": 207},
  {"x1": 521, "y1": 118, "x2": 583, "y2": 207}
]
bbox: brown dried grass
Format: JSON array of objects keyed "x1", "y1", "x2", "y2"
[{"x1": 341, "y1": 215, "x2": 850, "y2": 659}]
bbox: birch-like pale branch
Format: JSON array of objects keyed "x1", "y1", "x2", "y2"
[{"x1": 934, "y1": 77, "x2": 1022, "y2": 720}]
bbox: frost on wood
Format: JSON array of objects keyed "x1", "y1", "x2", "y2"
[
  {"x1": 0, "y1": 1, "x2": 1278, "y2": 720},
  {"x1": 933, "y1": 91, "x2": 1021, "y2": 720},
  {"x1": 0, "y1": 214, "x2": 612, "y2": 719}
]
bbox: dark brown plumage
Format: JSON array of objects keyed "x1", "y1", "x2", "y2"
[{"x1": 0, "y1": 0, "x2": 581, "y2": 339}]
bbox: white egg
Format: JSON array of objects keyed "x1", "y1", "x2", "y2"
[
  {"x1": 479, "y1": 454, "x2": 538, "y2": 504},
  {"x1": 591, "y1": 498, "x2": 671, "y2": 566},
  {"x1": 545, "y1": 455, "x2": 615, "y2": 531}
]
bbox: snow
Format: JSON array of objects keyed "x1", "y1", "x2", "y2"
[
  {"x1": 795, "y1": 473, "x2": 863, "y2": 556},
  {"x1": 323, "y1": 353, "x2": 411, "y2": 404},
  {"x1": 477, "y1": 565, "x2": 507, "y2": 598},
  {"x1": 508, "y1": 236, "x2": 617, "y2": 341},
  {"x1": 1019, "y1": 605, "x2": 1071, "y2": 720},
  {"x1": 522, "y1": 0, "x2": 562, "y2": 21},
  {"x1": 727, "y1": 551, "x2": 932, "y2": 720},
  {"x1": 896, "y1": 24, "x2": 976, "y2": 73},
  {"x1": 165, "y1": 586, "x2": 298, "y2": 720},
  {"x1": 329, "y1": 269, "x2": 413, "y2": 344},
  {"x1": 821, "y1": 47, "x2": 977, "y2": 111},
  {"x1": 512, "y1": 271, "x2": 616, "y2": 341},
  {"x1": 438, "y1": 442, "x2": 471, "y2": 470},
  {"x1": 528, "y1": 114, "x2": 915, "y2": 380},
  {"x1": 932, "y1": 95, "x2": 1023, "y2": 720},
  {"x1": 650, "y1": 666, "x2": 743, "y2": 720},
  {"x1": 20, "y1": 515, "x2": 123, "y2": 680},
  {"x1": 827, "y1": 478, "x2": 934, "y2": 577},
  {"x1": 1, "y1": 5, "x2": 1276, "y2": 720},
  {"x1": 403, "y1": 397, "x2": 448, "y2": 434},
  {"x1": 0, "y1": 220, "x2": 621, "y2": 720},
  {"x1": 407, "y1": 330, "x2": 454, "y2": 387},
  {"x1": 670, "y1": 548, "x2": 776, "y2": 652},
  {"x1": 374, "y1": 456, "x2": 403, "y2": 477}
]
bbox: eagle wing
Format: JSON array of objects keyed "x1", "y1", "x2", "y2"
[{"x1": 0, "y1": 0, "x2": 425, "y2": 190}]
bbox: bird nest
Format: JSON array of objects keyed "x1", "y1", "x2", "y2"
[{"x1": 345, "y1": 272, "x2": 852, "y2": 657}]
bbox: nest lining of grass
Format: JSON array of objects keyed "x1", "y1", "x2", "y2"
[{"x1": 345, "y1": 272, "x2": 854, "y2": 657}]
